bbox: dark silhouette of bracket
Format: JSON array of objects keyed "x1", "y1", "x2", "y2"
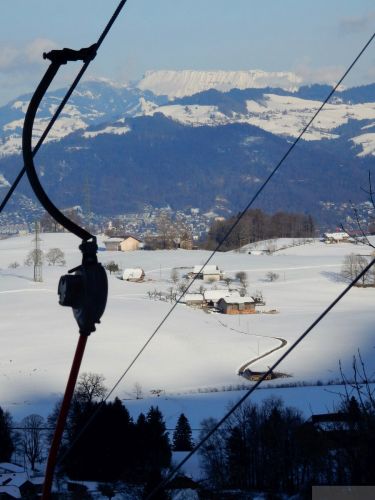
[{"x1": 22, "y1": 46, "x2": 107, "y2": 335}]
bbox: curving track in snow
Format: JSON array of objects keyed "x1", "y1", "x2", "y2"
[{"x1": 218, "y1": 319, "x2": 287, "y2": 378}]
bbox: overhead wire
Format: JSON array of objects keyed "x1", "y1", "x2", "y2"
[
  {"x1": 0, "y1": 0, "x2": 129, "y2": 215},
  {"x1": 56, "y1": 30, "x2": 375, "y2": 474}
]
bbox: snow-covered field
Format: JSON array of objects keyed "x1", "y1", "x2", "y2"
[{"x1": 1, "y1": 233, "x2": 374, "y2": 424}]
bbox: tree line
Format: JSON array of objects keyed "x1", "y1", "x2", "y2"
[
  {"x1": 199, "y1": 392, "x2": 375, "y2": 497},
  {"x1": 0, "y1": 373, "x2": 194, "y2": 498},
  {"x1": 204, "y1": 209, "x2": 315, "y2": 251}
]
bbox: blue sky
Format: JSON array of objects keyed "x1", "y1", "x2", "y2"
[{"x1": 0, "y1": 0, "x2": 374, "y2": 105}]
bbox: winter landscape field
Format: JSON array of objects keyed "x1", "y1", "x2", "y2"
[{"x1": 1, "y1": 232, "x2": 374, "y2": 431}]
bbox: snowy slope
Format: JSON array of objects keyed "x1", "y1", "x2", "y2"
[
  {"x1": 137, "y1": 69, "x2": 302, "y2": 98},
  {"x1": 143, "y1": 93, "x2": 375, "y2": 145},
  {"x1": 1, "y1": 234, "x2": 375, "y2": 422}
]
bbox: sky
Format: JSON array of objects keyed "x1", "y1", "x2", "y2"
[{"x1": 0, "y1": 0, "x2": 374, "y2": 105}]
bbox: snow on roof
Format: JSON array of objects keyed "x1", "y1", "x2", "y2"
[
  {"x1": 204, "y1": 289, "x2": 239, "y2": 301},
  {"x1": 184, "y1": 293, "x2": 204, "y2": 302},
  {"x1": 0, "y1": 463, "x2": 25, "y2": 474},
  {"x1": 122, "y1": 268, "x2": 144, "y2": 280},
  {"x1": 219, "y1": 296, "x2": 255, "y2": 304},
  {"x1": 193, "y1": 264, "x2": 220, "y2": 274},
  {"x1": 323, "y1": 232, "x2": 349, "y2": 239},
  {"x1": 0, "y1": 485, "x2": 21, "y2": 498},
  {"x1": 2, "y1": 473, "x2": 29, "y2": 487},
  {"x1": 104, "y1": 237, "x2": 124, "y2": 243}
]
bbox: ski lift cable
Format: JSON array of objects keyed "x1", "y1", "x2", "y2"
[
  {"x1": 56, "y1": 31, "x2": 375, "y2": 480},
  {"x1": 0, "y1": 0, "x2": 128, "y2": 215}
]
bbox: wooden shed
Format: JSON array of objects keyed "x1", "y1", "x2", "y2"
[{"x1": 217, "y1": 296, "x2": 256, "y2": 314}]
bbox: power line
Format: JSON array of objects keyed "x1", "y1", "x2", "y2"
[
  {"x1": 147, "y1": 255, "x2": 375, "y2": 498},
  {"x1": 0, "y1": 0, "x2": 128, "y2": 215},
  {"x1": 56, "y1": 31, "x2": 375, "y2": 470}
]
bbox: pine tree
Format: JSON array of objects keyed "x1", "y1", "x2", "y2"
[
  {"x1": 145, "y1": 407, "x2": 171, "y2": 470},
  {"x1": 0, "y1": 406, "x2": 14, "y2": 461},
  {"x1": 172, "y1": 413, "x2": 194, "y2": 451}
]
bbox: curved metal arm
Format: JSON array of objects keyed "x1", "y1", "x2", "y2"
[{"x1": 22, "y1": 50, "x2": 95, "y2": 241}]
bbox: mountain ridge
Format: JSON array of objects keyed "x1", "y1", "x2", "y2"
[{"x1": 1, "y1": 72, "x2": 375, "y2": 226}]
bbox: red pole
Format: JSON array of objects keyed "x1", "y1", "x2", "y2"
[{"x1": 42, "y1": 334, "x2": 88, "y2": 499}]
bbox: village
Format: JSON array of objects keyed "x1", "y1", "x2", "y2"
[{"x1": 104, "y1": 230, "x2": 356, "y2": 317}]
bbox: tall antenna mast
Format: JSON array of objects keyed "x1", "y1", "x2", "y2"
[{"x1": 33, "y1": 221, "x2": 43, "y2": 282}]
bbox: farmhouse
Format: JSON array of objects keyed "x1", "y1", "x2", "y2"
[
  {"x1": 322, "y1": 232, "x2": 350, "y2": 244},
  {"x1": 192, "y1": 264, "x2": 223, "y2": 282},
  {"x1": 104, "y1": 235, "x2": 143, "y2": 251},
  {"x1": 122, "y1": 268, "x2": 145, "y2": 282},
  {"x1": 217, "y1": 296, "x2": 256, "y2": 314}
]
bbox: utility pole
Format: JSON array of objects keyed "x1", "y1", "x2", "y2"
[
  {"x1": 33, "y1": 221, "x2": 43, "y2": 282},
  {"x1": 83, "y1": 176, "x2": 92, "y2": 232}
]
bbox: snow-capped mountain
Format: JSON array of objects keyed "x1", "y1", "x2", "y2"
[
  {"x1": 0, "y1": 80, "x2": 164, "y2": 159},
  {"x1": 1, "y1": 71, "x2": 375, "y2": 224},
  {"x1": 143, "y1": 92, "x2": 375, "y2": 143},
  {"x1": 137, "y1": 69, "x2": 302, "y2": 98}
]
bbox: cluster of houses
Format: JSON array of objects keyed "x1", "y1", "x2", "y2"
[
  {"x1": 0, "y1": 463, "x2": 43, "y2": 498},
  {"x1": 184, "y1": 264, "x2": 264, "y2": 314},
  {"x1": 184, "y1": 288, "x2": 262, "y2": 315}
]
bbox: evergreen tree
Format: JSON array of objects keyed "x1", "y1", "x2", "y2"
[
  {"x1": 145, "y1": 406, "x2": 172, "y2": 471},
  {"x1": 0, "y1": 406, "x2": 14, "y2": 461},
  {"x1": 172, "y1": 413, "x2": 194, "y2": 451}
]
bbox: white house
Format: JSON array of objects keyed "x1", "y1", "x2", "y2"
[{"x1": 192, "y1": 264, "x2": 223, "y2": 282}]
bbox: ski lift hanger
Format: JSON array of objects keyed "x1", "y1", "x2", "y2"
[
  {"x1": 22, "y1": 45, "x2": 108, "y2": 500},
  {"x1": 22, "y1": 44, "x2": 97, "y2": 242}
]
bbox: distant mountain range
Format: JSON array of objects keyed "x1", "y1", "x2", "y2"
[{"x1": 0, "y1": 69, "x2": 374, "y2": 226}]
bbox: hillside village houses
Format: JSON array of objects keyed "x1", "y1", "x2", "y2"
[
  {"x1": 183, "y1": 289, "x2": 259, "y2": 315},
  {"x1": 0, "y1": 463, "x2": 43, "y2": 498},
  {"x1": 104, "y1": 235, "x2": 143, "y2": 251}
]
